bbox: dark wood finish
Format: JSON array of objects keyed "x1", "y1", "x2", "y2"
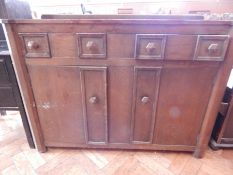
[
  {"x1": 108, "y1": 66, "x2": 133, "y2": 143},
  {"x1": 49, "y1": 33, "x2": 76, "y2": 58},
  {"x1": 135, "y1": 34, "x2": 166, "y2": 59},
  {"x1": 165, "y1": 35, "x2": 197, "y2": 60},
  {"x1": 193, "y1": 29, "x2": 233, "y2": 158},
  {"x1": 2, "y1": 18, "x2": 233, "y2": 158},
  {"x1": 77, "y1": 33, "x2": 106, "y2": 59},
  {"x1": 80, "y1": 67, "x2": 108, "y2": 144},
  {"x1": 41, "y1": 14, "x2": 204, "y2": 20},
  {"x1": 194, "y1": 35, "x2": 230, "y2": 61},
  {"x1": 131, "y1": 67, "x2": 161, "y2": 144},
  {"x1": 19, "y1": 33, "x2": 51, "y2": 58},
  {"x1": 108, "y1": 34, "x2": 135, "y2": 58},
  {"x1": 28, "y1": 65, "x2": 85, "y2": 146},
  {"x1": 154, "y1": 66, "x2": 218, "y2": 146},
  {"x1": 3, "y1": 24, "x2": 46, "y2": 152}
]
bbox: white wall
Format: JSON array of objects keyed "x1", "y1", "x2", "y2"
[{"x1": 26, "y1": 0, "x2": 233, "y2": 18}]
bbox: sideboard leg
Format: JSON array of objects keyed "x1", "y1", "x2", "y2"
[
  {"x1": 193, "y1": 147, "x2": 204, "y2": 158},
  {"x1": 38, "y1": 145, "x2": 47, "y2": 153}
]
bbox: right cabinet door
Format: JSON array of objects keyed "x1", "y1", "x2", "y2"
[{"x1": 153, "y1": 66, "x2": 217, "y2": 146}]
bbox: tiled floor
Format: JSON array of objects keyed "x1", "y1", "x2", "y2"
[{"x1": 1, "y1": 111, "x2": 233, "y2": 175}]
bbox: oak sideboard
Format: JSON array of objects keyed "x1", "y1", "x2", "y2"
[{"x1": 2, "y1": 16, "x2": 233, "y2": 158}]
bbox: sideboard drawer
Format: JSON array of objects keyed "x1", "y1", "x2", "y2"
[
  {"x1": 77, "y1": 33, "x2": 107, "y2": 59},
  {"x1": 194, "y1": 35, "x2": 230, "y2": 61},
  {"x1": 20, "y1": 33, "x2": 51, "y2": 58},
  {"x1": 135, "y1": 34, "x2": 166, "y2": 60}
]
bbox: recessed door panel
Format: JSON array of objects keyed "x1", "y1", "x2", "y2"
[
  {"x1": 80, "y1": 67, "x2": 108, "y2": 144},
  {"x1": 131, "y1": 67, "x2": 161, "y2": 143},
  {"x1": 28, "y1": 66, "x2": 85, "y2": 146}
]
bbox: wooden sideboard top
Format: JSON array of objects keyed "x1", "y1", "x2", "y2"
[{"x1": 1, "y1": 17, "x2": 233, "y2": 26}]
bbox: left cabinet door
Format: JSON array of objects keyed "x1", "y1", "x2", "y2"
[{"x1": 28, "y1": 66, "x2": 86, "y2": 147}]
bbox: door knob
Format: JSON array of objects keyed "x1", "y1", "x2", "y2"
[
  {"x1": 141, "y1": 96, "x2": 149, "y2": 104},
  {"x1": 27, "y1": 41, "x2": 39, "y2": 50},
  {"x1": 86, "y1": 41, "x2": 97, "y2": 51},
  {"x1": 89, "y1": 96, "x2": 98, "y2": 104},
  {"x1": 208, "y1": 43, "x2": 219, "y2": 55},
  {"x1": 146, "y1": 42, "x2": 156, "y2": 53}
]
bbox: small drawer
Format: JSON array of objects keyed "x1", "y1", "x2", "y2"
[
  {"x1": 135, "y1": 34, "x2": 166, "y2": 59},
  {"x1": 194, "y1": 35, "x2": 230, "y2": 61},
  {"x1": 19, "y1": 33, "x2": 51, "y2": 58},
  {"x1": 0, "y1": 59, "x2": 10, "y2": 84},
  {"x1": 0, "y1": 87, "x2": 17, "y2": 107},
  {"x1": 77, "y1": 33, "x2": 106, "y2": 59}
]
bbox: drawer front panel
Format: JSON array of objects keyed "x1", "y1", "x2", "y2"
[
  {"x1": 135, "y1": 34, "x2": 166, "y2": 59},
  {"x1": 20, "y1": 33, "x2": 51, "y2": 58},
  {"x1": 131, "y1": 67, "x2": 161, "y2": 143},
  {"x1": 0, "y1": 58, "x2": 10, "y2": 84},
  {"x1": 81, "y1": 67, "x2": 108, "y2": 144},
  {"x1": 0, "y1": 87, "x2": 17, "y2": 107},
  {"x1": 77, "y1": 33, "x2": 106, "y2": 59},
  {"x1": 194, "y1": 35, "x2": 230, "y2": 61},
  {"x1": 20, "y1": 33, "x2": 229, "y2": 61}
]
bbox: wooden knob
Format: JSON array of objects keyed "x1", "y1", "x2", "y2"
[
  {"x1": 208, "y1": 43, "x2": 219, "y2": 55},
  {"x1": 86, "y1": 41, "x2": 97, "y2": 51},
  {"x1": 89, "y1": 96, "x2": 97, "y2": 104},
  {"x1": 146, "y1": 42, "x2": 156, "y2": 53},
  {"x1": 27, "y1": 41, "x2": 39, "y2": 50},
  {"x1": 141, "y1": 96, "x2": 149, "y2": 104}
]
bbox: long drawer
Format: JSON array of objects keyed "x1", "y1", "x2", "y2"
[{"x1": 19, "y1": 33, "x2": 229, "y2": 61}]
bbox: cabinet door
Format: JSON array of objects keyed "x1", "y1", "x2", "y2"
[
  {"x1": 80, "y1": 67, "x2": 108, "y2": 144},
  {"x1": 28, "y1": 66, "x2": 85, "y2": 146},
  {"x1": 153, "y1": 66, "x2": 217, "y2": 146},
  {"x1": 131, "y1": 67, "x2": 161, "y2": 143}
]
